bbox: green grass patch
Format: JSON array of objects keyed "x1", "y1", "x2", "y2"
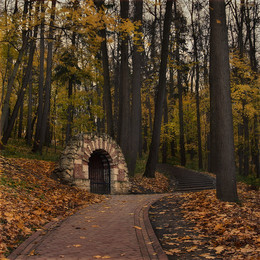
[
  {"x1": 237, "y1": 174, "x2": 260, "y2": 190},
  {"x1": 1, "y1": 138, "x2": 62, "y2": 162},
  {"x1": 134, "y1": 154, "x2": 148, "y2": 176}
]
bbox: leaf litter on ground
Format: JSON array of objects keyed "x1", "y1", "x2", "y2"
[
  {"x1": 0, "y1": 155, "x2": 104, "y2": 257},
  {"x1": 130, "y1": 171, "x2": 170, "y2": 193},
  {"x1": 150, "y1": 183, "x2": 259, "y2": 259}
]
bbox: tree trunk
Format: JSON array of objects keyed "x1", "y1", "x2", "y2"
[
  {"x1": 38, "y1": 0, "x2": 56, "y2": 154},
  {"x1": 118, "y1": 0, "x2": 130, "y2": 163},
  {"x1": 2, "y1": 13, "x2": 38, "y2": 145},
  {"x1": 144, "y1": 0, "x2": 173, "y2": 178},
  {"x1": 175, "y1": 1, "x2": 186, "y2": 167},
  {"x1": 128, "y1": 0, "x2": 143, "y2": 175},
  {"x1": 94, "y1": 0, "x2": 114, "y2": 138},
  {"x1": 0, "y1": 35, "x2": 28, "y2": 140},
  {"x1": 33, "y1": 0, "x2": 45, "y2": 151},
  {"x1": 26, "y1": 71, "x2": 33, "y2": 145},
  {"x1": 18, "y1": 95, "x2": 24, "y2": 138},
  {"x1": 191, "y1": 1, "x2": 203, "y2": 169},
  {"x1": 243, "y1": 114, "x2": 249, "y2": 176},
  {"x1": 252, "y1": 115, "x2": 259, "y2": 178},
  {"x1": 209, "y1": 0, "x2": 238, "y2": 202},
  {"x1": 0, "y1": 0, "x2": 30, "y2": 140},
  {"x1": 162, "y1": 92, "x2": 168, "y2": 164},
  {"x1": 65, "y1": 78, "x2": 74, "y2": 144},
  {"x1": 65, "y1": 31, "x2": 76, "y2": 144},
  {"x1": 245, "y1": 1, "x2": 258, "y2": 72},
  {"x1": 238, "y1": 123, "x2": 244, "y2": 175}
]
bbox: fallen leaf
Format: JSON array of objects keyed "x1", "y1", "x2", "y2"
[
  {"x1": 133, "y1": 226, "x2": 142, "y2": 230},
  {"x1": 28, "y1": 249, "x2": 36, "y2": 256},
  {"x1": 73, "y1": 244, "x2": 81, "y2": 248},
  {"x1": 214, "y1": 246, "x2": 225, "y2": 254},
  {"x1": 200, "y1": 253, "x2": 215, "y2": 259}
]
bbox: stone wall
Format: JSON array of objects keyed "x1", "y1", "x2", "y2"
[{"x1": 52, "y1": 133, "x2": 131, "y2": 194}]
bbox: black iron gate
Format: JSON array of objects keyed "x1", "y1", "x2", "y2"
[{"x1": 89, "y1": 152, "x2": 110, "y2": 194}]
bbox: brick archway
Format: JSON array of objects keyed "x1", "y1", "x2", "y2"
[{"x1": 52, "y1": 134, "x2": 130, "y2": 194}]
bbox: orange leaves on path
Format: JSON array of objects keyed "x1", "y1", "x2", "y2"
[
  {"x1": 130, "y1": 172, "x2": 170, "y2": 193},
  {"x1": 160, "y1": 185, "x2": 259, "y2": 259},
  {"x1": 0, "y1": 156, "x2": 103, "y2": 257}
]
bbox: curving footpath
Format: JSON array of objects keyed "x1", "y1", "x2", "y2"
[{"x1": 8, "y1": 195, "x2": 168, "y2": 260}]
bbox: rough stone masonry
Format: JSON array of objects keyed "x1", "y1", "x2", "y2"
[{"x1": 52, "y1": 133, "x2": 131, "y2": 194}]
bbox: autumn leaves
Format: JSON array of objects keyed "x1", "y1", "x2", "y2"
[{"x1": 0, "y1": 156, "x2": 103, "y2": 256}]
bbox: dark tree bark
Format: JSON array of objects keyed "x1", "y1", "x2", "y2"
[
  {"x1": 243, "y1": 114, "x2": 249, "y2": 176},
  {"x1": 65, "y1": 76, "x2": 74, "y2": 144},
  {"x1": 245, "y1": 0, "x2": 258, "y2": 72},
  {"x1": 169, "y1": 61, "x2": 176, "y2": 158},
  {"x1": 118, "y1": 0, "x2": 130, "y2": 163},
  {"x1": 33, "y1": 0, "x2": 45, "y2": 151},
  {"x1": 38, "y1": 0, "x2": 57, "y2": 154},
  {"x1": 175, "y1": 1, "x2": 186, "y2": 166},
  {"x1": 191, "y1": 1, "x2": 203, "y2": 169},
  {"x1": 65, "y1": 31, "x2": 76, "y2": 144},
  {"x1": 209, "y1": 0, "x2": 238, "y2": 202},
  {"x1": 0, "y1": 17, "x2": 29, "y2": 138},
  {"x1": 26, "y1": 71, "x2": 33, "y2": 145},
  {"x1": 128, "y1": 0, "x2": 143, "y2": 175},
  {"x1": 238, "y1": 123, "x2": 244, "y2": 175},
  {"x1": 95, "y1": 0, "x2": 114, "y2": 138},
  {"x1": 18, "y1": 95, "x2": 24, "y2": 138},
  {"x1": 252, "y1": 115, "x2": 259, "y2": 178},
  {"x1": 144, "y1": 0, "x2": 173, "y2": 178},
  {"x1": 162, "y1": 91, "x2": 168, "y2": 164},
  {"x1": 2, "y1": 8, "x2": 38, "y2": 145}
]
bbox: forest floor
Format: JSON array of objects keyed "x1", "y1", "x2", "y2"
[
  {"x1": 0, "y1": 155, "x2": 259, "y2": 259},
  {"x1": 0, "y1": 156, "x2": 104, "y2": 258},
  {"x1": 149, "y1": 167, "x2": 260, "y2": 260}
]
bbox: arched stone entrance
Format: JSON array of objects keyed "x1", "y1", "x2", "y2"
[
  {"x1": 52, "y1": 133, "x2": 130, "y2": 194},
  {"x1": 89, "y1": 150, "x2": 111, "y2": 194}
]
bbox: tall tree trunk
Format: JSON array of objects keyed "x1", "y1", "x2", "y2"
[
  {"x1": 118, "y1": 0, "x2": 130, "y2": 163},
  {"x1": 0, "y1": 0, "x2": 30, "y2": 140},
  {"x1": 101, "y1": 28, "x2": 114, "y2": 138},
  {"x1": 1, "y1": 12, "x2": 38, "y2": 145},
  {"x1": 191, "y1": 1, "x2": 203, "y2": 169},
  {"x1": 0, "y1": 34, "x2": 28, "y2": 140},
  {"x1": 65, "y1": 31, "x2": 76, "y2": 144},
  {"x1": 38, "y1": 0, "x2": 57, "y2": 154},
  {"x1": 144, "y1": 0, "x2": 173, "y2": 178},
  {"x1": 245, "y1": 1, "x2": 258, "y2": 72},
  {"x1": 95, "y1": 0, "x2": 114, "y2": 138},
  {"x1": 238, "y1": 123, "x2": 244, "y2": 175},
  {"x1": 33, "y1": 0, "x2": 45, "y2": 151},
  {"x1": 26, "y1": 71, "x2": 33, "y2": 145},
  {"x1": 18, "y1": 95, "x2": 24, "y2": 138},
  {"x1": 162, "y1": 92, "x2": 168, "y2": 163},
  {"x1": 195, "y1": 62, "x2": 203, "y2": 169},
  {"x1": 252, "y1": 115, "x2": 259, "y2": 178},
  {"x1": 65, "y1": 78, "x2": 74, "y2": 144},
  {"x1": 128, "y1": 0, "x2": 143, "y2": 175},
  {"x1": 113, "y1": 56, "x2": 120, "y2": 140},
  {"x1": 209, "y1": 0, "x2": 238, "y2": 202},
  {"x1": 169, "y1": 63, "x2": 176, "y2": 157},
  {"x1": 175, "y1": 1, "x2": 186, "y2": 166},
  {"x1": 243, "y1": 114, "x2": 249, "y2": 176}
]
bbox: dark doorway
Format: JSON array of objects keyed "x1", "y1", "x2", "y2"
[{"x1": 89, "y1": 150, "x2": 110, "y2": 194}]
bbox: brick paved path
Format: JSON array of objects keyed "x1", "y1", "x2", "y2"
[{"x1": 9, "y1": 195, "x2": 168, "y2": 260}]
